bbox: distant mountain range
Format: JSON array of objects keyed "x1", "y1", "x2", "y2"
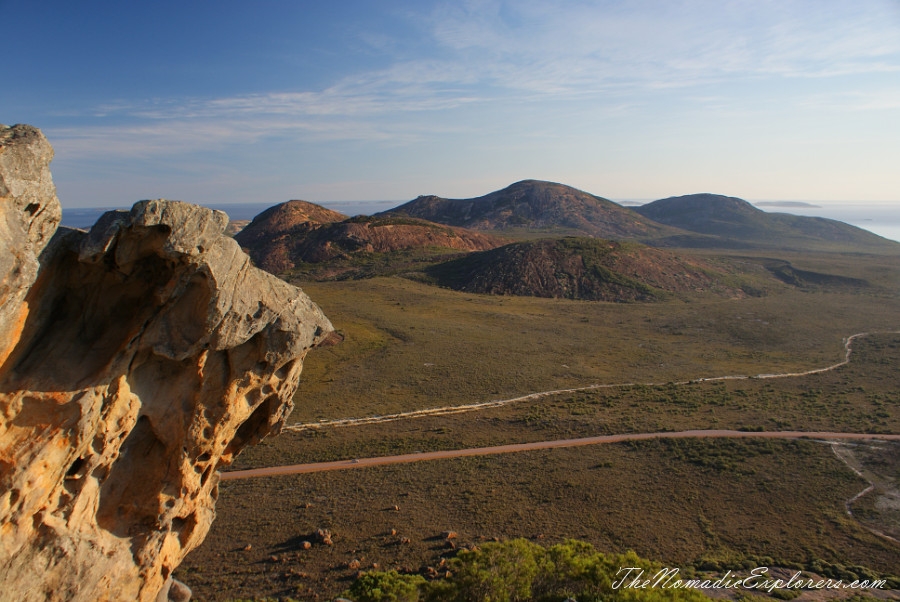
[
  {"x1": 233, "y1": 181, "x2": 897, "y2": 300},
  {"x1": 382, "y1": 181, "x2": 895, "y2": 252}
]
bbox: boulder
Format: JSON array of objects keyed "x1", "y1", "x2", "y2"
[{"x1": 0, "y1": 125, "x2": 333, "y2": 601}]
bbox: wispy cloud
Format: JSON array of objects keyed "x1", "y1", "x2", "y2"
[
  {"x1": 49, "y1": 0, "x2": 900, "y2": 161},
  {"x1": 419, "y1": 0, "x2": 900, "y2": 89},
  {"x1": 49, "y1": 114, "x2": 443, "y2": 160},
  {"x1": 49, "y1": 74, "x2": 488, "y2": 159}
]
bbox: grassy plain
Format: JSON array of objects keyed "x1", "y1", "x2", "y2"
[
  {"x1": 178, "y1": 249, "x2": 900, "y2": 601},
  {"x1": 289, "y1": 250, "x2": 898, "y2": 422}
]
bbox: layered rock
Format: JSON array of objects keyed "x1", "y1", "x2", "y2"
[{"x1": 0, "y1": 125, "x2": 333, "y2": 601}]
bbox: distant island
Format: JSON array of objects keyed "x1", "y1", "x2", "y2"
[{"x1": 754, "y1": 201, "x2": 822, "y2": 208}]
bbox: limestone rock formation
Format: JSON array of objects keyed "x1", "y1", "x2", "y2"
[{"x1": 0, "y1": 125, "x2": 333, "y2": 601}]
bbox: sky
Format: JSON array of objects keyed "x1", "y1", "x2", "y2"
[{"x1": 3, "y1": 0, "x2": 900, "y2": 209}]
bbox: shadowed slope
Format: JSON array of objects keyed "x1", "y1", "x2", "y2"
[{"x1": 426, "y1": 237, "x2": 746, "y2": 301}]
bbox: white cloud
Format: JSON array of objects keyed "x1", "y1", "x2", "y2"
[
  {"x1": 48, "y1": 0, "x2": 900, "y2": 163},
  {"x1": 418, "y1": 0, "x2": 900, "y2": 90}
]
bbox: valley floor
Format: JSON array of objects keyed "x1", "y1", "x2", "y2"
[{"x1": 177, "y1": 267, "x2": 900, "y2": 601}]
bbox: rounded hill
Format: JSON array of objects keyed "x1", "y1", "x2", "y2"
[
  {"x1": 635, "y1": 193, "x2": 898, "y2": 251},
  {"x1": 234, "y1": 200, "x2": 348, "y2": 250},
  {"x1": 425, "y1": 237, "x2": 745, "y2": 302},
  {"x1": 386, "y1": 180, "x2": 677, "y2": 239}
]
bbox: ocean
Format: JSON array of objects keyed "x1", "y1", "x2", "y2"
[
  {"x1": 751, "y1": 200, "x2": 900, "y2": 244},
  {"x1": 60, "y1": 199, "x2": 900, "y2": 243}
]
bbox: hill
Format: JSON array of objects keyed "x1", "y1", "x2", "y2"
[
  {"x1": 386, "y1": 180, "x2": 677, "y2": 239},
  {"x1": 635, "y1": 193, "x2": 899, "y2": 252},
  {"x1": 233, "y1": 200, "x2": 348, "y2": 253},
  {"x1": 425, "y1": 237, "x2": 746, "y2": 301},
  {"x1": 235, "y1": 202, "x2": 503, "y2": 276}
]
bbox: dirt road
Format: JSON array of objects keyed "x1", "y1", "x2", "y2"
[
  {"x1": 282, "y1": 331, "x2": 898, "y2": 433},
  {"x1": 223, "y1": 331, "x2": 900, "y2": 482},
  {"x1": 220, "y1": 430, "x2": 900, "y2": 481}
]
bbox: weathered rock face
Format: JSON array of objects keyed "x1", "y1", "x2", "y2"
[
  {"x1": 0, "y1": 124, "x2": 61, "y2": 367},
  {"x1": 0, "y1": 125, "x2": 333, "y2": 601}
]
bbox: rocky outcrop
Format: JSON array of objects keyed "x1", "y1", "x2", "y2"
[
  {"x1": 0, "y1": 125, "x2": 333, "y2": 601},
  {"x1": 0, "y1": 124, "x2": 61, "y2": 367}
]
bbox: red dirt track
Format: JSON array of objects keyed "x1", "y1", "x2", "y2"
[{"x1": 220, "y1": 430, "x2": 900, "y2": 481}]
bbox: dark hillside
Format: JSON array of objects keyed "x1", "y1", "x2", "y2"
[
  {"x1": 426, "y1": 237, "x2": 746, "y2": 301},
  {"x1": 386, "y1": 180, "x2": 678, "y2": 239}
]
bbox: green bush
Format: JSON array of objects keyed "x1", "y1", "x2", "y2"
[
  {"x1": 446, "y1": 538, "x2": 542, "y2": 602},
  {"x1": 343, "y1": 570, "x2": 428, "y2": 602},
  {"x1": 342, "y1": 540, "x2": 712, "y2": 602}
]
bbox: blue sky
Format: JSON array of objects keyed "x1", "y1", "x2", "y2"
[{"x1": 4, "y1": 0, "x2": 900, "y2": 208}]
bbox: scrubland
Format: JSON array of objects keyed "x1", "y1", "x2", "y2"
[{"x1": 178, "y1": 249, "x2": 900, "y2": 601}]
